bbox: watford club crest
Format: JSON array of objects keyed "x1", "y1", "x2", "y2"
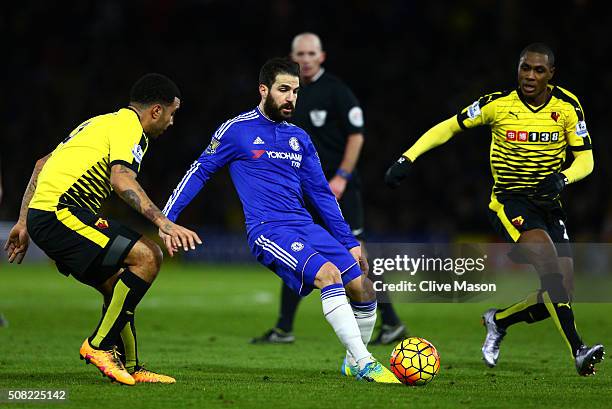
[
  {"x1": 95, "y1": 218, "x2": 109, "y2": 229},
  {"x1": 511, "y1": 216, "x2": 524, "y2": 227},
  {"x1": 551, "y1": 111, "x2": 560, "y2": 122}
]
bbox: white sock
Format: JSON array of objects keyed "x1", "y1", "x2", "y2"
[
  {"x1": 321, "y1": 284, "x2": 371, "y2": 366},
  {"x1": 346, "y1": 300, "x2": 377, "y2": 367}
]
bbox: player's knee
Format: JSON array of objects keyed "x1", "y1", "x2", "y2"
[
  {"x1": 518, "y1": 229, "x2": 560, "y2": 273},
  {"x1": 126, "y1": 238, "x2": 163, "y2": 281},
  {"x1": 314, "y1": 262, "x2": 342, "y2": 289},
  {"x1": 346, "y1": 275, "x2": 376, "y2": 302},
  {"x1": 142, "y1": 240, "x2": 163, "y2": 276}
]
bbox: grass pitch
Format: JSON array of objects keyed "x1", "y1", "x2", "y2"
[{"x1": 1, "y1": 263, "x2": 611, "y2": 408}]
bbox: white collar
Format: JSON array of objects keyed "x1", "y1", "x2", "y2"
[{"x1": 310, "y1": 67, "x2": 325, "y2": 83}]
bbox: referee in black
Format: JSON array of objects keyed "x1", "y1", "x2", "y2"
[{"x1": 252, "y1": 32, "x2": 407, "y2": 345}]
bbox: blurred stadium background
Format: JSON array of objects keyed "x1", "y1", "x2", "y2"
[{"x1": 1, "y1": 0, "x2": 611, "y2": 260}]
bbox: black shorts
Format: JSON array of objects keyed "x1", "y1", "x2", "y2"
[
  {"x1": 27, "y1": 207, "x2": 141, "y2": 286},
  {"x1": 488, "y1": 195, "x2": 571, "y2": 258},
  {"x1": 308, "y1": 176, "x2": 365, "y2": 241}
]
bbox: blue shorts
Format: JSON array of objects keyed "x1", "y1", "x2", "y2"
[{"x1": 248, "y1": 222, "x2": 362, "y2": 296}]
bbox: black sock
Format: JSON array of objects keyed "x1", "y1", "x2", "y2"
[
  {"x1": 275, "y1": 283, "x2": 301, "y2": 333},
  {"x1": 525, "y1": 291, "x2": 551, "y2": 323},
  {"x1": 89, "y1": 269, "x2": 150, "y2": 350},
  {"x1": 541, "y1": 273, "x2": 583, "y2": 356},
  {"x1": 378, "y1": 302, "x2": 401, "y2": 327},
  {"x1": 91, "y1": 304, "x2": 138, "y2": 370},
  {"x1": 495, "y1": 290, "x2": 551, "y2": 328}
]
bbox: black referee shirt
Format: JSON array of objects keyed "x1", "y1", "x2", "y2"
[{"x1": 291, "y1": 69, "x2": 365, "y2": 178}]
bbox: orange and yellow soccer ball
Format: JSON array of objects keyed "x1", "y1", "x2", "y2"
[{"x1": 390, "y1": 337, "x2": 440, "y2": 386}]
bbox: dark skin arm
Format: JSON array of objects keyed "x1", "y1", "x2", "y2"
[
  {"x1": 4, "y1": 154, "x2": 51, "y2": 263},
  {"x1": 110, "y1": 164, "x2": 202, "y2": 256}
]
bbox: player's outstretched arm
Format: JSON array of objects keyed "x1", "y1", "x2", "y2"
[
  {"x1": 4, "y1": 154, "x2": 50, "y2": 263},
  {"x1": 385, "y1": 116, "x2": 462, "y2": 188},
  {"x1": 536, "y1": 150, "x2": 594, "y2": 199},
  {"x1": 110, "y1": 164, "x2": 202, "y2": 256}
]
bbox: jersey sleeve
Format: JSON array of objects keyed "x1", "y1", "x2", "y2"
[
  {"x1": 564, "y1": 98, "x2": 592, "y2": 151},
  {"x1": 334, "y1": 83, "x2": 365, "y2": 136},
  {"x1": 300, "y1": 135, "x2": 359, "y2": 249},
  {"x1": 108, "y1": 116, "x2": 147, "y2": 174},
  {"x1": 456, "y1": 92, "x2": 500, "y2": 130},
  {"x1": 162, "y1": 127, "x2": 238, "y2": 222}
]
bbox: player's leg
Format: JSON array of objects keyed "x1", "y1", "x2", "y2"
[
  {"x1": 482, "y1": 200, "x2": 549, "y2": 367},
  {"x1": 87, "y1": 237, "x2": 160, "y2": 351},
  {"x1": 26, "y1": 208, "x2": 141, "y2": 385},
  {"x1": 315, "y1": 262, "x2": 373, "y2": 369},
  {"x1": 342, "y1": 272, "x2": 377, "y2": 375},
  {"x1": 517, "y1": 231, "x2": 586, "y2": 353},
  {"x1": 342, "y1": 184, "x2": 408, "y2": 345},
  {"x1": 92, "y1": 270, "x2": 138, "y2": 372},
  {"x1": 306, "y1": 221, "x2": 398, "y2": 383},
  {"x1": 276, "y1": 283, "x2": 301, "y2": 334},
  {"x1": 85, "y1": 236, "x2": 176, "y2": 383},
  {"x1": 493, "y1": 245, "x2": 575, "y2": 330},
  {"x1": 250, "y1": 282, "x2": 300, "y2": 344}
]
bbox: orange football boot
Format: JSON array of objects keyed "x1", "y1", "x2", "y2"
[
  {"x1": 130, "y1": 366, "x2": 176, "y2": 384},
  {"x1": 79, "y1": 338, "x2": 135, "y2": 385}
]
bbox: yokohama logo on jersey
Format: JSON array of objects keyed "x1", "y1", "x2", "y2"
[{"x1": 251, "y1": 150, "x2": 302, "y2": 162}]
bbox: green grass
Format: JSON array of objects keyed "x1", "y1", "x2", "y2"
[{"x1": 1, "y1": 263, "x2": 611, "y2": 408}]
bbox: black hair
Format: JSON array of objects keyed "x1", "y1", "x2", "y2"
[
  {"x1": 129, "y1": 73, "x2": 181, "y2": 105},
  {"x1": 520, "y1": 43, "x2": 555, "y2": 66},
  {"x1": 258, "y1": 58, "x2": 300, "y2": 88}
]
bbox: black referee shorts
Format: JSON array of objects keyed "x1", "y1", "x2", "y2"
[
  {"x1": 27, "y1": 207, "x2": 141, "y2": 287},
  {"x1": 488, "y1": 194, "x2": 572, "y2": 258}
]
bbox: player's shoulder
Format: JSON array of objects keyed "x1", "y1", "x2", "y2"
[
  {"x1": 213, "y1": 109, "x2": 260, "y2": 139},
  {"x1": 475, "y1": 89, "x2": 515, "y2": 107},
  {"x1": 74, "y1": 109, "x2": 138, "y2": 135},
  {"x1": 284, "y1": 121, "x2": 309, "y2": 136},
  {"x1": 551, "y1": 85, "x2": 583, "y2": 107},
  {"x1": 100, "y1": 108, "x2": 140, "y2": 131}
]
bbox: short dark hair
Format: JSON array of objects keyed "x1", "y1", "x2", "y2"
[
  {"x1": 520, "y1": 43, "x2": 555, "y2": 66},
  {"x1": 129, "y1": 73, "x2": 181, "y2": 105},
  {"x1": 258, "y1": 58, "x2": 300, "y2": 88}
]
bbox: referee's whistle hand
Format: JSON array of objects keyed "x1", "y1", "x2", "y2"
[{"x1": 384, "y1": 155, "x2": 412, "y2": 189}]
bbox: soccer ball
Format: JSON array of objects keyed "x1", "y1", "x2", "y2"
[{"x1": 390, "y1": 337, "x2": 440, "y2": 386}]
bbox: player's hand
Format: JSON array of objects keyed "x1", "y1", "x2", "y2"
[
  {"x1": 384, "y1": 155, "x2": 412, "y2": 189},
  {"x1": 349, "y1": 245, "x2": 369, "y2": 275},
  {"x1": 328, "y1": 175, "x2": 347, "y2": 199},
  {"x1": 4, "y1": 222, "x2": 30, "y2": 264},
  {"x1": 535, "y1": 173, "x2": 567, "y2": 199},
  {"x1": 158, "y1": 220, "x2": 202, "y2": 257},
  {"x1": 158, "y1": 230, "x2": 178, "y2": 257}
]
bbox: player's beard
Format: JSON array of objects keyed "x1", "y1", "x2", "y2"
[{"x1": 263, "y1": 94, "x2": 294, "y2": 122}]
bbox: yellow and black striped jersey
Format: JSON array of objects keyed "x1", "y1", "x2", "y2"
[
  {"x1": 457, "y1": 85, "x2": 592, "y2": 199},
  {"x1": 29, "y1": 108, "x2": 148, "y2": 213}
]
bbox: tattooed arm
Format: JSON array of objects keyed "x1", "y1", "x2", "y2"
[
  {"x1": 110, "y1": 164, "x2": 167, "y2": 226},
  {"x1": 110, "y1": 164, "x2": 202, "y2": 255},
  {"x1": 4, "y1": 154, "x2": 51, "y2": 263}
]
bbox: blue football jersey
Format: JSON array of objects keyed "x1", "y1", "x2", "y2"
[{"x1": 163, "y1": 107, "x2": 358, "y2": 249}]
